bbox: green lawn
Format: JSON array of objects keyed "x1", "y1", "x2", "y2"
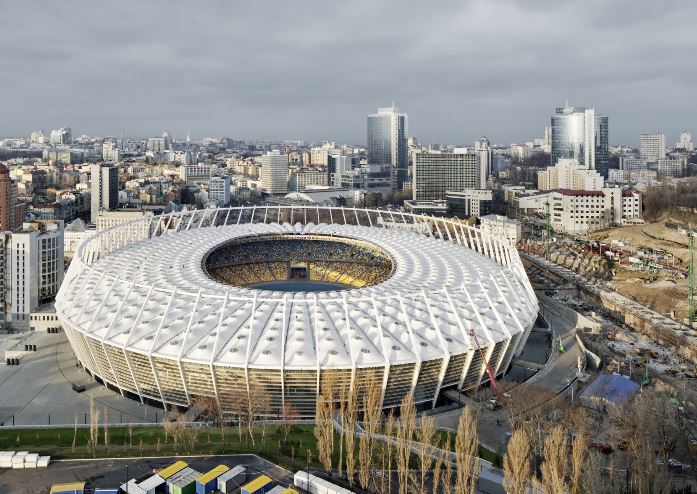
[
  {"x1": 0, "y1": 424, "x2": 500, "y2": 471},
  {"x1": 0, "y1": 424, "x2": 326, "y2": 471}
]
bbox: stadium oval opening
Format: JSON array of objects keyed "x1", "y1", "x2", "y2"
[{"x1": 202, "y1": 233, "x2": 394, "y2": 292}]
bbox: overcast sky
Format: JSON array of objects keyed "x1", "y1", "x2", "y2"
[{"x1": 1, "y1": 1, "x2": 695, "y2": 146}]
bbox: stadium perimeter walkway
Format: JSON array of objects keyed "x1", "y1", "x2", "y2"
[{"x1": 0, "y1": 332, "x2": 162, "y2": 427}]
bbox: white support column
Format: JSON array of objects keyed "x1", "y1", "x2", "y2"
[
  {"x1": 185, "y1": 211, "x2": 196, "y2": 231},
  {"x1": 177, "y1": 289, "x2": 202, "y2": 405},
  {"x1": 251, "y1": 205, "x2": 256, "y2": 224},
  {"x1": 433, "y1": 217, "x2": 444, "y2": 240},
  {"x1": 263, "y1": 206, "x2": 268, "y2": 224},
  {"x1": 224, "y1": 208, "x2": 231, "y2": 226},
  {"x1": 461, "y1": 285, "x2": 497, "y2": 388},
  {"x1": 442, "y1": 288, "x2": 474, "y2": 390},
  {"x1": 122, "y1": 283, "x2": 156, "y2": 403},
  {"x1": 280, "y1": 294, "x2": 288, "y2": 409},
  {"x1": 148, "y1": 288, "x2": 178, "y2": 409},
  {"x1": 290, "y1": 205, "x2": 294, "y2": 225},
  {"x1": 244, "y1": 294, "x2": 258, "y2": 409},
  {"x1": 397, "y1": 293, "x2": 422, "y2": 398},
  {"x1": 491, "y1": 274, "x2": 528, "y2": 371},
  {"x1": 370, "y1": 295, "x2": 390, "y2": 410},
  {"x1": 342, "y1": 293, "x2": 357, "y2": 394},
  {"x1": 353, "y1": 208, "x2": 360, "y2": 225},
  {"x1": 421, "y1": 289, "x2": 450, "y2": 407},
  {"x1": 313, "y1": 294, "x2": 321, "y2": 402},
  {"x1": 277, "y1": 206, "x2": 281, "y2": 224},
  {"x1": 236, "y1": 208, "x2": 243, "y2": 225},
  {"x1": 341, "y1": 207, "x2": 347, "y2": 225},
  {"x1": 209, "y1": 293, "x2": 229, "y2": 408},
  {"x1": 329, "y1": 207, "x2": 333, "y2": 224},
  {"x1": 100, "y1": 278, "x2": 138, "y2": 395},
  {"x1": 478, "y1": 280, "x2": 512, "y2": 373}
]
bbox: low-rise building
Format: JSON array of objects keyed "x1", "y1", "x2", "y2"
[{"x1": 480, "y1": 214, "x2": 522, "y2": 245}]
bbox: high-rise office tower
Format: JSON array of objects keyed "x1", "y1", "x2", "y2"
[
  {"x1": 90, "y1": 164, "x2": 118, "y2": 223},
  {"x1": 367, "y1": 106, "x2": 408, "y2": 188},
  {"x1": 640, "y1": 133, "x2": 666, "y2": 161},
  {"x1": 551, "y1": 104, "x2": 609, "y2": 177},
  {"x1": 0, "y1": 164, "x2": 26, "y2": 232},
  {"x1": 676, "y1": 132, "x2": 694, "y2": 152},
  {"x1": 259, "y1": 151, "x2": 289, "y2": 195}
]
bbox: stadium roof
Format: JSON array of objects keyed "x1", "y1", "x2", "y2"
[{"x1": 57, "y1": 219, "x2": 537, "y2": 369}]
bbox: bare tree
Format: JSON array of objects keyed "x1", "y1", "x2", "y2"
[
  {"x1": 103, "y1": 406, "x2": 109, "y2": 452},
  {"x1": 442, "y1": 436, "x2": 453, "y2": 494},
  {"x1": 540, "y1": 425, "x2": 568, "y2": 494},
  {"x1": 280, "y1": 402, "x2": 300, "y2": 443},
  {"x1": 396, "y1": 393, "x2": 416, "y2": 494},
  {"x1": 416, "y1": 415, "x2": 436, "y2": 494},
  {"x1": 503, "y1": 428, "x2": 531, "y2": 494},
  {"x1": 570, "y1": 431, "x2": 588, "y2": 494},
  {"x1": 88, "y1": 398, "x2": 100, "y2": 458},
  {"x1": 314, "y1": 390, "x2": 334, "y2": 474},
  {"x1": 72, "y1": 414, "x2": 78, "y2": 453},
  {"x1": 242, "y1": 381, "x2": 271, "y2": 446},
  {"x1": 455, "y1": 406, "x2": 479, "y2": 494},
  {"x1": 344, "y1": 379, "x2": 359, "y2": 486},
  {"x1": 380, "y1": 412, "x2": 396, "y2": 494},
  {"x1": 358, "y1": 373, "x2": 382, "y2": 491}
]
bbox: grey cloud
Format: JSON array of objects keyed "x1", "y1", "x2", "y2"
[{"x1": 0, "y1": 0, "x2": 695, "y2": 145}]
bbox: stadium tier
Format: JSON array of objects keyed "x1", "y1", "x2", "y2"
[{"x1": 55, "y1": 206, "x2": 538, "y2": 416}]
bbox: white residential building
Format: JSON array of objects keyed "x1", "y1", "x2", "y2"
[
  {"x1": 95, "y1": 210, "x2": 153, "y2": 243},
  {"x1": 676, "y1": 132, "x2": 694, "y2": 152},
  {"x1": 640, "y1": 133, "x2": 666, "y2": 161},
  {"x1": 288, "y1": 169, "x2": 328, "y2": 192},
  {"x1": 619, "y1": 156, "x2": 647, "y2": 171},
  {"x1": 480, "y1": 214, "x2": 522, "y2": 245},
  {"x1": 6, "y1": 221, "x2": 64, "y2": 325},
  {"x1": 49, "y1": 127, "x2": 72, "y2": 145},
  {"x1": 445, "y1": 189, "x2": 493, "y2": 218},
  {"x1": 208, "y1": 175, "x2": 231, "y2": 205},
  {"x1": 537, "y1": 159, "x2": 604, "y2": 191},
  {"x1": 515, "y1": 188, "x2": 642, "y2": 234},
  {"x1": 102, "y1": 139, "x2": 121, "y2": 163},
  {"x1": 259, "y1": 151, "x2": 289, "y2": 194},
  {"x1": 656, "y1": 158, "x2": 685, "y2": 177},
  {"x1": 180, "y1": 164, "x2": 213, "y2": 186}
]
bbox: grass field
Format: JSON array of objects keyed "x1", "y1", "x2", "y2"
[{"x1": 0, "y1": 424, "x2": 500, "y2": 471}]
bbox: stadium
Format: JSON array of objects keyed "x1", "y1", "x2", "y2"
[{"x1": 55, "y1": 206, "x2": 538, "y2": 417}]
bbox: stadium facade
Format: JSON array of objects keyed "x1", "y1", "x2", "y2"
[{"x1": 56, "y1": 206, "x2": 538, "y2": 416}]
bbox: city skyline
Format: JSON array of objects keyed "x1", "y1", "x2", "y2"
[{"x1": 1, "y1": 0, "x2": 695, "y2": 144}]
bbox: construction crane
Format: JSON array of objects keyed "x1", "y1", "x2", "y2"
[
  {"x1": 468, "y1": 327, "x2": 504, "y2": 405},
  {"x1": 689, "y1": 225, "x2": 696, "y2": 324}
]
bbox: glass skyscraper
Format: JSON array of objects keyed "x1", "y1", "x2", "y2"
[
  {"x1": 367, "y1": 106, "x2": 408, "y2": 188},
  {"x1": 551, "y1": 104, "x2": 609, "y2": 178}
]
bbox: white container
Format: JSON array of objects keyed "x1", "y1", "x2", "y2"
[
  {"x1": 11, "y1": 451, "x2": 28, "y2": 469},
  {"x1": 37, "y1": 456, "x2": 50, "y2": 468}
]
